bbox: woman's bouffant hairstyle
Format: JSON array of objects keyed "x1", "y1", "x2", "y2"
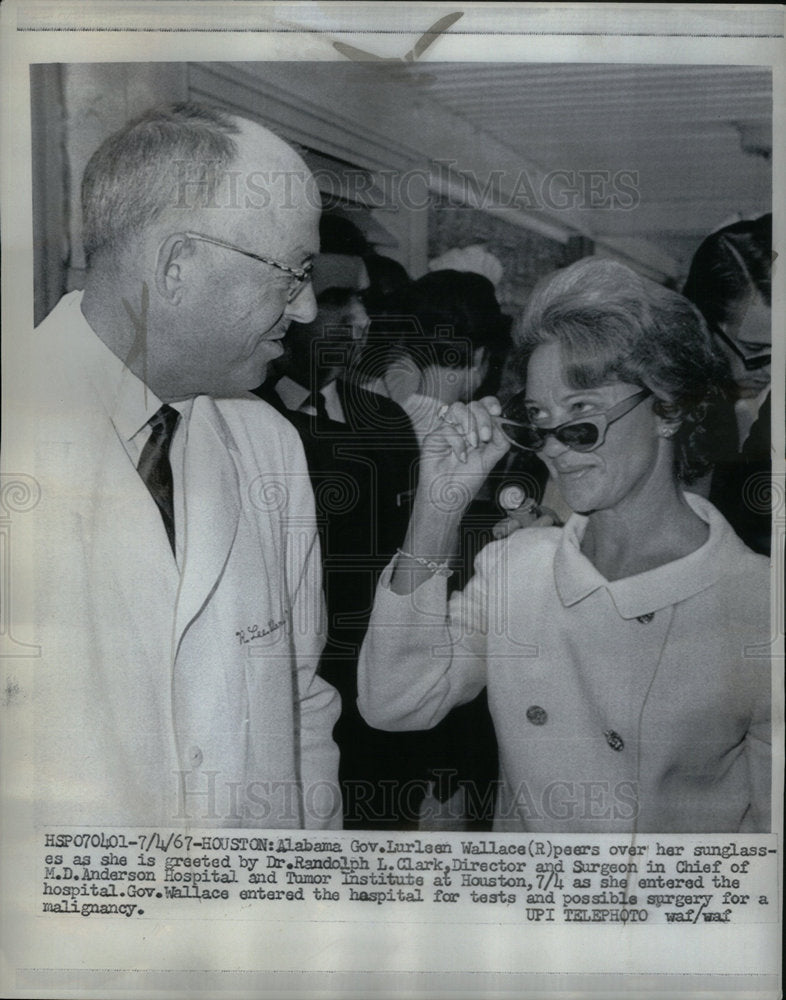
[
  {"x1": 81, "y1": 103, "x2": 240, "y2": 264},
  {"x1": 681, "y1": 214, "x2": 772, "y2": 329},
  {"x1": 512, "y1": 257, "x2": 728, "y2": 483}
]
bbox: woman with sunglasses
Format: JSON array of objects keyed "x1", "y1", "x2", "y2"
[{"x1": 357, "y1": 257, "x2": 770, "y2": 834}]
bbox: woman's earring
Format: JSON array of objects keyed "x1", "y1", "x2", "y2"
[{"x1": 659, "y1": 426, "x2": 677, "y2": 439}]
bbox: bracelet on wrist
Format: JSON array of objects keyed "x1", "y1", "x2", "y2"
[{"x1": 395, "y1": 548, "x2": 453, "y2": 578}]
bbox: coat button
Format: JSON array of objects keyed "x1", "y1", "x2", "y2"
[
  {"x1": 636, "y1": 612, "x2": 654, "y2": 623},
  {"x1": 526, "y1": 705, "x2": 548, "y2": 726},
  {"x1": 188, "y1": 746, "x2": 203, "y2": 767},
  {"x1": 604, "y1": 730, "x2": 624, "y2": 752}
]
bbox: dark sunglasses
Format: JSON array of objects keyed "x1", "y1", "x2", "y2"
[
  {"x1": 710, "y1": 324, "x2": 771, "y2": 372},
  {"x1": 500, "y1": 389, "x2": 652, "y2": 453}
]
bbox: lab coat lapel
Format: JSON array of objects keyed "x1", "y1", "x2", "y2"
[
  {"x1": 174, "y1": 397, "x2": 241, "y2": 647},
  {"x1": 86, "y1": 412, "x2": 181, "y2": 673}
]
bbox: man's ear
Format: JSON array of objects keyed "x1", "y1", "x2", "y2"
[{"x1": 154, "y1": 234, "x2": 190, "y2": 304}]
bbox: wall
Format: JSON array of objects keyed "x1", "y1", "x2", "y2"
[
  {"x1": 428, "y1": 202, "x2": 589, "y2": 316},
  {"x1": 31, "y1": 62, "x2": 188, "y2": 321}
]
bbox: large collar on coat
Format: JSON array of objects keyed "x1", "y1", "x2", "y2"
[{"x1": 554, "y1": 492, "x2": 751, "y2": 618}]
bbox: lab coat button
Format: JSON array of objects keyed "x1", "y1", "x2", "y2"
[
  {"x1": 636, "y1": 612, "x2": 655, "y2": 623},
  {"x1": 526, "y1": 705, "x2": 548, "y2": 726},
  {"x1": 604, "y1": 730, "x2": 624, "y2": 752},
  {"x1": 188, "y1": 746, "x2": 203, "y2": 767}
]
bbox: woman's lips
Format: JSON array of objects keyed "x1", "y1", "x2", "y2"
[{"x1": 555, "y1": 464, "x2": 593, "y2": 478}]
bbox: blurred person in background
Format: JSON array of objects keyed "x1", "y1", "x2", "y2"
[
  {"x1": 360, "y1": 267, "x2": 512, "y2": 444},
  {"x1": 358, "y1": 260, "x2": 516, "y2": 827},
  {"x1": 257, "y1": 284, "x2": 429, "y2": 828},
  {"x1": 682, "y1": 214, "x2": 772, "y2": 555},
  {"x1": 268, "y1": 286, "x2": 371, "y2": 422},
  {"x1": 362, "y1": 252, "x2": 412, "y2": 318}
]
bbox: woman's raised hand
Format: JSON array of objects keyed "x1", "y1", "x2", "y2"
[
  {"x1": 418, "y1": 397, "x2": 511, "y2": 517},
  {"x1": 391, "y1": 398, "x2": 511, "y2": 594}
]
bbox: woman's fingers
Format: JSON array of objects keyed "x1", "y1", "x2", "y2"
[
  {"x1": 491, "y1": 516, "x2": 520, "y2": 540},
  {"x1": 469, "y1": 398, "x2": 499, "y2": 443},
  {"x1": 490, "y1": 501, "x2": 563, "y2": 540},
  {"x1": 425, "y1": 416, "x2": 469, "y2": 463},
  {"x1": 426, "y1": 397, "x2": 511, "y2": 470},
  {"x1": 532, "y1": 513, "x2": 558, "y2": 527},
  {"x1": 439, "y1": 398, "x2": 501, "y2": 451},
  {"x1": 536, "y1": 506, "x2": 563, "y2": 527},
  {"x1": 478, "y1": 395, "x2": 503, "y2": 416}
]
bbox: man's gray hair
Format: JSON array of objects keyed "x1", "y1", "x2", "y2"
[{"x1": 81, "y1": 102, "x2": 240, "y2": 263}]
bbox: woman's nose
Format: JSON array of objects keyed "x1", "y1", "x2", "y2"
[{"x1": 540, "y1": 430, "x2": 570, "y2": 459}]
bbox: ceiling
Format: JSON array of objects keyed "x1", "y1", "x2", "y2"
[
  {"x1": 197, "y1": 60, "x2": 772, "y2": 284},
  {"x1": 420, "y1": 63, "x2": 772, "y2": 276}
]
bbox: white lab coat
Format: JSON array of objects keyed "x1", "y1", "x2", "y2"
[{"x1": 9, "y1": 293, "x2": 340, "y2": 828}]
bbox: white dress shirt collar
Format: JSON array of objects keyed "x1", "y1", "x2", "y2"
[{"x1": 275, "y1": 375, "x2": 346, "y2": 423}]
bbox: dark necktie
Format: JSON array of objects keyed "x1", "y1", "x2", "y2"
[
  {"x1": 137, "y1": 404, "x2": 180, "y2": 556},
  {"x1": 307, "y1": 388, "x2": 330, "y2": 421}
]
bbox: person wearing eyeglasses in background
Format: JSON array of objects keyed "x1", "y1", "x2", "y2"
[
  {"x1": 357, "y1": 257, "x2": 770, "y2": 834},
  {"x1": 682, "y1": 214, "x2": 772, "y2": 555},
  {"x1": 10, "y1": 103, "x2": 342, "y2": 827}
]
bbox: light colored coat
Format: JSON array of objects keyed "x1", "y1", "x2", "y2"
[
  {"x1": 358, "y1": 494, "x2": 771, "y2": 833},
  {"x1": 11, "y1": 293, "x2": 340, "y2": 828}
]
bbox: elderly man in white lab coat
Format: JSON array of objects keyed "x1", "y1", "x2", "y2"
[{"x1": 10, "y1": 103, "x2": 341, "y2": 828}]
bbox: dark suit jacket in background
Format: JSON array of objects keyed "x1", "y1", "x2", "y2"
[
  {"x1": 709, "y1": 392, "x2": 771, "y2": 556},
  {"x1": 255, "y1": 377, "x2": 498, "y2": 829}
]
